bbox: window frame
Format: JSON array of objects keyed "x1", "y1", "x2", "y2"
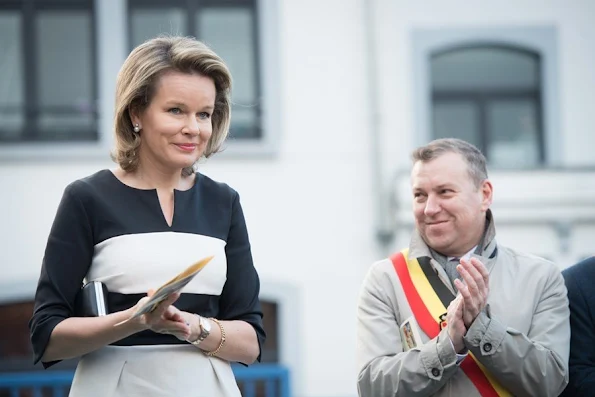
[
  {"x1": 412, "y1": 26, "x2": 560, "y2": 169},
  {"x1": 0, "y1": 0, "x2": 280, "y2": 161},
  {"x1": 127, "y1": 0, "x2": 264, "y2": 144},
  {"x1": 0, "y1": 0, "x2": 99, "y2": 144},
  {"x1": 431, "y1": 43, "x2": 545, "y2": 165}
]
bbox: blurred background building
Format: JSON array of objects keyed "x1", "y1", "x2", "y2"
[{"x1": 0, "y1": 0, "x2": 594, "y2": 396}]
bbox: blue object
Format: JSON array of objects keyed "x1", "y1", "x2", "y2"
[{"x1": 0, "y1": 363, "x2": 291, "y2": 397}]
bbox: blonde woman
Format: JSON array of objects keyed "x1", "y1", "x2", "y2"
[{"x1": 29, "y1": 36, "x2": 265, "y2": 397}]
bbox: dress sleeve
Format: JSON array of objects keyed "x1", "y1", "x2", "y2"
[
  {"x1": 218, "y1": 191, "x2": 266, "y2": 363},
  {"x1": 28, "y1": 182, "x2": 94, "y2": 368}
]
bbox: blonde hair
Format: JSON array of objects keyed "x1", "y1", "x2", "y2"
[
  {"x1": 412, "y1": 138, "x2": 488, "y2": 188},
  {"x1": 112, "y1": 36, "x2": 232, "y2": 176}
]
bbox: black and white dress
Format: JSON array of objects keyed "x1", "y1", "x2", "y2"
[{"x1": 29, "y1": 169, "x2": 266, "y2": 397}]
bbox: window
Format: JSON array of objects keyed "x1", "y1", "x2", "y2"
[
  {"x1": 0, "y1": 0, "x2": 98, "y2": 143},
  {"x1": 0, "y1": 301, "x2": 35, "y2": 371},
  {"x1": 260, "y1": 300, "x2": 279, "y2": 363},
  {"x1": 431, "y1": 45, "x2": 543, "y2": 168},
  {"x1": 128, "y1": 0, "x2": 262, "y2": 140},
  {"x1": 412, "y1": 27, "x2": 560, "y2": 168}
]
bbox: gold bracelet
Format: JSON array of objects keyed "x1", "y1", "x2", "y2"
[{"x1": 204, "y1": 318, "x2": 226, "y2": 357}]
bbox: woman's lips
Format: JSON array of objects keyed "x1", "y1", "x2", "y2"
[{"x1": 175, "y1": 144, "x2": 197, "y2": 152}]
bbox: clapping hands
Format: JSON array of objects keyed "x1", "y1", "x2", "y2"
[
  {"x1": 447, "y1": 257, "x2": 490, "y2": 352},
  {"x1": 454, "y1": 257, "x2": 490, "y2": 328}
]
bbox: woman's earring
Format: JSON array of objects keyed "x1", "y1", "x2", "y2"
[{"x1": 133, "y1": 124, "x2": 140, "y2": 133}]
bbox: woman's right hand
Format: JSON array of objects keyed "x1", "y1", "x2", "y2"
[{"x1": 130, "y1": 290, "x2": 191, "y2": 339}]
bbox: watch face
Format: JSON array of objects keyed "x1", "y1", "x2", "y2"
[{"x1": 202, "y1": 317, "x2": 212, "y2": 332}]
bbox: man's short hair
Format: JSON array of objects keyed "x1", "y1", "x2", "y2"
[{"x1": 411, "y1": 138, "x2": 488, "y2": 188}]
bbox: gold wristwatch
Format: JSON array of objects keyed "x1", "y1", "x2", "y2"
[{"x1": 189, "y1": 315, "x2": 211, "y2": 346}]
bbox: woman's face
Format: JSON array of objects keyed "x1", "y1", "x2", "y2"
[{"x1": 131, "y1": 70, "x2": 216, "y2": 172}]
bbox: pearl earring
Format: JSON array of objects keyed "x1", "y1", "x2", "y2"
[{"x1": 133, "y1": 124, "x2": 140, "y2": 133}]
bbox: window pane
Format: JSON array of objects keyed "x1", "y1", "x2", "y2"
[
  {"x1": 0, "y1": 12, "x2": 24, "y2": 140},
  {"x1": 487, "y1": 99, "x2": 540, "y2": 168},
  {"x1": 199, "y1": 8, "x2": 256, "y2": 103},
  {"x1": 232, "y1": 106, "x2": 260, "y2": 139},
  {"x1": 260, "y1": 300, "x2": 279, "y2": 363},
  {"x1": 432, "y1": 101, "x2": 480, "y2": 149},
  {"x1": 198, "y1": 7, "x2": 260, "y2": 138},
  {"x1": 36, "y1": 10, "x2": 96, "y2": 139},
  {"x1": 130, "y1": 8, "x2": 186, "y2": 48},
  {"x1": 432, "y1": 46, "x2": 539, "y2": 91}
]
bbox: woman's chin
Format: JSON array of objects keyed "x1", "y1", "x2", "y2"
[
  {"x1": 159, "y1": 159, "x2": 194, "y2": 173},
  {"x1": 170, "y1": 153, "x2": 199, "y2": 169}
]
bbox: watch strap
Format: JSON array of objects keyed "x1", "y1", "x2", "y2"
[{"x1": 189, "y1": 315, "x2": 210, "y2": 346}]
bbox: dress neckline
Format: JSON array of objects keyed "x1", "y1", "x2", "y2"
[{"x1": 104, "y1": 169, "x2": 198, "y2": 193}]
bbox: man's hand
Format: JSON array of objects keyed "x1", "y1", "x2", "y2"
[
  {"x1": 454, "y1": 257, "x2": 490, "y2": 328},
  {"x1": 447, "y1": 295, "x2": 466, "y2": 353}
]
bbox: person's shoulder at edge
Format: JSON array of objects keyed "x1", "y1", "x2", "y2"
[{"x1": 562, "y1": 256, "x2": 595, "y2": 280}]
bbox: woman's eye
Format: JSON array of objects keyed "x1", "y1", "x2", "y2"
[
  {"x1": 168, "y1": 108, "x2": 182, "y2": 115},
  {"x1": 198, "y1": 112, "x2": 211, "y2": 120}
]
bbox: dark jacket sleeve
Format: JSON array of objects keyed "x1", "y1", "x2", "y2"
[
  {"x1": 217, "y1": 191, "x2": 265, "y2": 363},
  {"x1": 28, "y1": 182, "x2": 94, "y2": 368},
  {"x1": 561, "y1": 258, "x2": 595, "y2": 396}
]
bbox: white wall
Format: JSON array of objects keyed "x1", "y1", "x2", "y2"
[
  {"x1": 372, "y1": 0, "x2": 595, "y2": 175},
  {"x1": 371, "y1": 0, "x2": 595, "y2": 271},
  {"x1": 0, "y1": 1, "x2": 373, "y2": 396},
  {"x1": 1, "y1": 1, "x2": 595, "y2": 397}
]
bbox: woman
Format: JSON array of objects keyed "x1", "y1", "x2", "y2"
[{"x1": 29, "y1": 36, "x2": 265, "y2": 397}]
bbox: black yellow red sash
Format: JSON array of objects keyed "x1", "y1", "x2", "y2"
[{"x1": 391, "y1": 249, "x2": 511, "y2": 397}]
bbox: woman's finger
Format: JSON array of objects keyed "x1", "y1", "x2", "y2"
[
  {"x1": 151, "y1": 292, "x2": 181, "y2": 318},
  {"x1": 163, "y1": 306, "x2": 186, "y2": 323}
]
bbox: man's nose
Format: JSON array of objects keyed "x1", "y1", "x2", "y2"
[{"x1": 424, "y1": 195, "x2": 441, "y2": 216}]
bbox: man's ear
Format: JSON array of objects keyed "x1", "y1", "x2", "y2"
[{"x1": 480, "y1": 179, "x2": 493, "y2": 211}]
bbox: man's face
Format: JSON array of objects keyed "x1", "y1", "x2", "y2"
[{"x1": 411, "y1": 152, "x2": 493, "y2": 257}]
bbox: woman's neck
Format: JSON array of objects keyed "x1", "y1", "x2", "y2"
[
  {"x1": 136, "y1": 168, "x2": 180, "y2": 191},
  {"x1": 133, "y1": 156, "x2": 188, "y2": 191}
]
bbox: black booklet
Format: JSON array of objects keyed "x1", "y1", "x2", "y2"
[{"x1": 74, "y1": 281, "x2": 109, "y2": 317}]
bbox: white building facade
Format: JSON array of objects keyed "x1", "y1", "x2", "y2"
[{"x1": 0, "y1": 1, "x2": 594, "y2": 396}]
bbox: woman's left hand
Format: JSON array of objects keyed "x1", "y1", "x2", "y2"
[
  {"x1": 167, "y1": 311, "x2": 200, "y2": 341},
  {"x1": 137, "y1": 290, "x2": 191, "y2": 340}
]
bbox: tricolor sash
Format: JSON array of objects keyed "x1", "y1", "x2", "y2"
[{"x1": 391, "y1": 249, "x2": 511, "y2": 397}]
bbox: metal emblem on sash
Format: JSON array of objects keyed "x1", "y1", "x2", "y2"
[{"x1": 439, "y1": 312, "x2": 448, "y2": 330}]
